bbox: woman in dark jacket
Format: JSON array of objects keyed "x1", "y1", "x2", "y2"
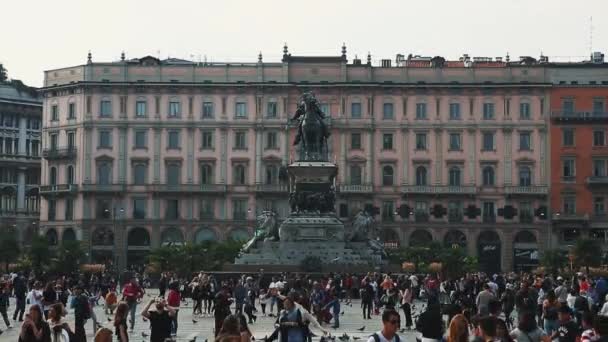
[
  {"x1": 416, "y1": 297, "x2": 444, "y2": 341},
  {"x1": 19, "y1": 305, "x2": 51, "y2": 342}
]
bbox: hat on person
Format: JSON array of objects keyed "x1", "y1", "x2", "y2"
[{"x1": 557, "y1": 276, "x2": 564, "y2": 281}]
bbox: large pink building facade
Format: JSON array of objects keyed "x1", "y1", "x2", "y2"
[{"x1": 39, "y1": 49, "x2": 551, "y2": 272}]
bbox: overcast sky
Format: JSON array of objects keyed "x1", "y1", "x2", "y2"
[{"x1": 3, "y1": 0, "x2": 608, "y2": 87}]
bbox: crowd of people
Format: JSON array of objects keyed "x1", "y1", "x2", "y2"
[{"x1": 1, "y1": 269, "x2": 608, "y2": 341}]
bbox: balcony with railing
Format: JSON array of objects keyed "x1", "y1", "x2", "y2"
[
  {"x1": 338, "y1": 183, "x2": 373, "y2": 194},
  {"x1": 40, "y1": 184, "x2": 79, "y2": 196},
  {"x1": 551, "y1": 110, "x2": 608, "y2": 122},
  {"x1": 401, "y1": 185, "x2": 477, "y2": 195},
  {"x1": 587, "y1": 176, "x2": 608, "y2": 186},
  {"x1": 42, "y1": 147, "x2": 77, "y2": 160},
  {"x1": 80, "y1": 183, "x2": 126, "y2": 193},
  {"x1": 151, "y1": 183, "x2": 227, "y2": 193},
  {"x1": 254, "y1": 184, "x2": 288, "y2": 193},
  {"x1": 552, "y1": 213, "x2": 589, "y2": 222},
  {"x1": 504, "y1": 185, "x2": 549, "y2": 195}
]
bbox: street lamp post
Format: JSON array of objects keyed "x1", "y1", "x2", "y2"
[{"x1": 105, "y1": 207, "x2": 124, "y2": 273}]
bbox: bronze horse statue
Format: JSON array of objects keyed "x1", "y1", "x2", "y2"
[{"x1": 291, "y1": 92, "x2": 329, "y2": 160}]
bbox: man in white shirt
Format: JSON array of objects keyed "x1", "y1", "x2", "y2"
[
  {"x1": 268, "y1": 277, "x2": 278, "y2": 316},
  {"x1": 367, "y1": 309, "x2": 402, "y2": 342},
  {"x1": 27, "y1": 281, "x2": 43, "y2": 309}
]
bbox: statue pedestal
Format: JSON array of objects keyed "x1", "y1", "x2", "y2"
[
  {"x1": 234, "y1": 241, "x2": 384, "y2": 266},
  {"x1": 279, "y1": 214, "x2": 344, "y2": 242}
]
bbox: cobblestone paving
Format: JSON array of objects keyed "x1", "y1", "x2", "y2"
[{"x1": 1, "y1": 290, "x2": 427, "y2": 341}]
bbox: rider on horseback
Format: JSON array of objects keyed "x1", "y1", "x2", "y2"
[{"x1": 290, "y1": 92, "x2": 330, "y2": 146}]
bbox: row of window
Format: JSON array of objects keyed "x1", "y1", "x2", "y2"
[
  {"x1": 378, "y1": 131, "x2": 533, "y2": 151},
  {"x1": 47, "y1": 197, "x2": 249, "y2": 221},
  {"x1": 561, "y1": 99, "x2": 606, "y2": 114},
  {"x1": 559, "y1": 196, "x2": 608, "y2": 216},
  {"x1": 561, "y1": 128, "x2": 608, "y2": 147},
  {"x1": 369, "y1": 200, "x2": 536, "y2": 223},
  {"x1": 0, "y1": 167, "x2": 40, "y2": 185},
  {"x1": 51, "y1": 97, "x2": 284, "y2": 120},
  {"x1": 88, "y1": 130, "x2": 279, "y2": 151},
  {"x1": 0, "y1": 114, "x2": 40, "y2": 130},
  {"x1": 48, "y1": 96, "x2": 545, "y2": 121},
  {"x1": 373, "y1": 164, "x2": 533, "y2": 187},
  {"x1": 0, "y1": 137, "x2": 40, "y2": 157},
  {"x1": 562, "y1": 158, "x2": 608, "y2": 179},
  {"x1": 347, "y1": 101, "x2": 535, "y2": 120}
]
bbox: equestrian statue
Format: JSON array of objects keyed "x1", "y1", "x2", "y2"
[{"x1": 290, "y1": 92, "x2": 330, "y2": 161}]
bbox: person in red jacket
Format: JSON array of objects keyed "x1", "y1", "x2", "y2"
[
  {"x1": 122, "y1": 278, "x2": 144, "y2": 331},
  {"x1": 166, "y1": 281, "x2": 181, "y2": 336}
]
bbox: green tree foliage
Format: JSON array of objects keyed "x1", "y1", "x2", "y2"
[
  {"x1": 541, "y1": 249, "x2": 568, "y2": 275},
  {"x1": 30, "y1": 235, "x2": 52, "y2": 272},
  {"x1": 387, "y1": 243, "x2": 478, "y2": 278},
  {"x1": 572, "y1": 238, "x2": 602, "y2": 274},
  {"x1": 52, "y1": 241, "x2": 85, "y2": 275},
  {"x1": 0, "y1": 230, "x2": 20, "y2": 272},
  {"x1": 148, "y1": 240, "x2": 243, "y2": 276}
]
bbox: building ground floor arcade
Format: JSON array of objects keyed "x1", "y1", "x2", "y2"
[{"x1": 38, "y1": 220, "x2": 554, "y2": 273}]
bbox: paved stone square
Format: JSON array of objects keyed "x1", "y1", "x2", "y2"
[{"x1": 1, "y1": 289, "x2": 429, "y2": 341}]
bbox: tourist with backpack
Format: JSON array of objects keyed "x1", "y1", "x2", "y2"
[
  {"x1": 367, "y1": 309, "x2": 402, "y2": 342},
  {"x1": 70, "y1": 285, "x2": 90, "y2": 342}
]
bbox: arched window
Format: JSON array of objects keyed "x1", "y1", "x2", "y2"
[
  {"x1": 415, "y1": 166, "x2": 427, "y2": 186},
  {"x1": 200, "y1": 164, "x2": 213, "y2": 184},
  {"x1": 350, "y1": 165, "x2": 362, "y2": 185},
  {"x1": 49, "y1": 167, "x2": 57, "y2": 185},
  {"x1": 92, "y1": 227, "x2": 114, "y2": 246},
  {"x1": 66, "y1": 165, "x2": 74, "y2": 185},
  {"x1": 382, "y1": 166, "x2": 394, "y2": 186},
  {"x1": 234, "y1": 165, "x2": 246, "y2": 185},
  {"x1": 409, "y1": 230, "x2": 433, "y2": 247},
  {"x1": 265, "y1": 165, "x2": 278, "y2": 185},
  {"x1": 449, "y1": 167, "x2": 461, "y2": 186},
  {"x1": 46, "y1": 229, "x2": 58, "y2": 246},
  {"x1": 127, "y1": 227, "x2": 150, "y2": 246},
  {"x1": 62, "y1": 228, "x2": 76, "y2": 242},
  {"x1": 97, "y1": 163, "x2": 112, "y2": 185},
  {"x1": 519, "y1": 166, "x2": 532, "y2": 186},
  {"x1": 161, "y1": 227, "x2": 184, "y2": 246},
  {"x1": 195, "y1": 228, "x2": 217, "y2": 243},
  {"x1": 482, "y1": 166, "x2": 495, "y2": 186}
]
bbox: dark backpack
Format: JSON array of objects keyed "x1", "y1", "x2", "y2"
[{"x1": 371, "y1": 333, "x2": 400, "y2": 342}]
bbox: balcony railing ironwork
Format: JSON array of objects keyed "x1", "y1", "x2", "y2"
[
  {"x1": 504, "y1": 185, "x2": 549, "y2": 195},
  {"x1": 587, "y1": 176, "x2": 608, "y2": 185},
  {"x1": 401, "y1": 185, "x2": 476, "y2": 195},
  {"x1": 80, "y1": 184, "x2": 126, "y2": 193},
  {"x1": 254, "y1": 184, "x2": 288, "y2": 193},
  {"x1": 40, "y1": 184, "x2": 79, "y2": 196},
  {"x1": 552, "y1": 111, "x2": 608, "y2": 121},
  {"x1": 42, "y1": 147, "x2": 77, "y2": 160},
  {"x1": 338, "y1": 184, "x2": 373, "y2": 193},
  {"x1": 150, "y1": 184, "x2": 227, "y2": 193}
]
